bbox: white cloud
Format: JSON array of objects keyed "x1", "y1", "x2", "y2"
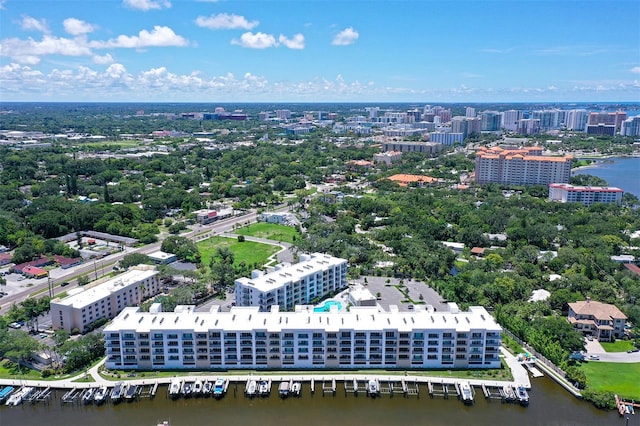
[
  {"x1": 93, "y1": 53, "x2": 114, "y2": 64},
  {"x1": 123, "y1": 0, "x2": 171, "y2": 11},
  {"x1": 278, "y1": 34, "x2": 305, "y2": 50},
  {"x1": 195, "y1": 13, "x2": 258, "y2": 30},
  {"x1": 0, "y1": 35, "x2": 93, "y2": 62},
  {"x1": 63, "y1": 18, "x2": 95, "y2": 36},
  {"x1": 631, "y1": 66, "x2": 640, "y2": 74},
  {"x1": 21, "y1": 16, "x2": 49, "y2": 33},
  {"x1": 231, "y1": 32, "x2": 277, "y2": 49},
  {"x1": 332, "y1": 27, "x2": 358, "y2": 46},
  {"x1": 92, "y1": 26, "x2": 189, "y2": 48}
]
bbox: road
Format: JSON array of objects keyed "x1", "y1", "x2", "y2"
[{"x1": 0, "y1": 209, "x2": 261, "y2": 315}]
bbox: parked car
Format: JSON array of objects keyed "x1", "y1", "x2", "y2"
[
  {"x1": 627, "y1": 348, "x2": 639, "y2": 353},
  {"x1": 586, "y1": 335, "x2": 593, "y2": 341},
  {"x1": 587, "y1": 354, "x2": 600, "y2": 360}
]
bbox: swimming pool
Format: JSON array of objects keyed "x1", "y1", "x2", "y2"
[{"x1": 313, "y1": 300, "x2": 343, "y2": 312}]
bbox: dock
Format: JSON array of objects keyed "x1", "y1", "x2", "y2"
[
  {"x1": 428, "y1": 381, "x2": 449, "y2": 399},
  {"x1": 344, "y1": 377, "x2": 358, "y2": 395},
  {"x1": 61, "y1": 387, "x2": 81, "y2": 403},
  {"x1": 322, "y1": 378, "x2": 336, "y2": 396},
  {"x1": 524, "y1": 363, "x2": 544, "y2": 378},
  {"x1": 310, "y1": 378, "x2": 315, "y2": 394}
]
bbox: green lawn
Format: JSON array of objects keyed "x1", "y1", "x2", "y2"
[
  {"x1": 600, "y1": 340, "x2": 635, "y2": 353},
  {"x1": 0, "y1": 359, "x2": 43, "y2": 380},
  {"x1": 580, "y1": 362, "x2": 640, "y2": 399},
  {"x1": 234, "y1": 222, "x2": 299, "y2": 244},
  {"x1": 198, "y1": 236, "x2": 280, "y2": 268}
]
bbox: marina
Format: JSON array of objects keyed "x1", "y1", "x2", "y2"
[{"x1": 0, "y1": 374, "x2": 624, "y2": 426}]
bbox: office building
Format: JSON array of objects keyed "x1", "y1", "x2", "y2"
[
  {"x1": 586, "y1": 124, "x2": 616, "y2": 136},
  {"x1": 428, "y1": 132, "x2": 464, "y2": 146},
  {"x1": 50, "y1": 265, "x2": 160, "y2": 333},
  {"x1": 103, "y1": 303, "x2": 502, "y2": 370},
  {"x1": 548, "y1": 183, "x2": 623, "y2": 206},
  {"x1": 235, "y1": 253, "x2": 348, "y2": 311},
  {"x1": 587, "y1": 111, "x2": 627, "y2": 130},
  {"x1": 475, "y1": 146, "x2": 572, "y2": 185}
]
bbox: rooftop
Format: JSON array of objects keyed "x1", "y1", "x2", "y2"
[
  {"x1": 52, "y1": 266, "x2": 158, "y2": 309},
  {"x1": 104, "y1": 304, "x2": 502, "y2": 333},
  {"x1": 568, "y1": 300, "x2": 627, "y2": 321}
]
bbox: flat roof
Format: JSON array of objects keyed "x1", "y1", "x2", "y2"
[
  {"x1": 235, "y1": 253, "x2": 345, "y2": 293},
  {"x1": 52, "y1": 268, "x2": 158, "y2": 309},
  {"x1": 104, "y1": 304, "x2": 502, "y2": 334}
]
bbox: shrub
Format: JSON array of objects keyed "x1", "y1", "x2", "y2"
[
  {"x1": 237, "y1": 235, "x2": 245, "y2": 242},
  {"x1": 582, "y1": 389, "x2": 616, "y2": 410},
  {"x1": 41, "y1": 369, "x2": 55, "y2": 378}
]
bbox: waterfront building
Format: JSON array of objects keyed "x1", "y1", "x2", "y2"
[
  {"x1": 381, "y1": 141, "x2": 442, "y2": 156},
  {"x1": 103, "y1": 303, "x2": 502, "y2": 370},
  {"x1": 475, "y1": 146, "x2": 572, "y2": 185},
  {"x1": 567, "y1": 299, "x2": 627, "y2": 342},
  {"x1": 50, "y1": 265, "x2": 160, "y2": 333},
  {"x1": 587, "y1": 111, "x2": 627, "y2": 130},
  {"x1": 548, "y1": 183, "x2": 623, "y2": 206},
  {"x1": 235, "y1": 253, "x2": 348, "y2": 311},
  {"x1": 565, "y1": 109, "x2": 589, "y2": 131},
  {"x1": 620, "y1": 116, "x2": 640, "y2": 137}
]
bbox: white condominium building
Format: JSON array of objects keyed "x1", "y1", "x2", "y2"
[
  {"x1": 235, "y1": 253, "x2": 348, "y2": 311},
  {"x1": 103, "y1": 303, "x2": 502, "y2": 371},
  {"x1": 549, "y1": 183, "x2": 624, "y2": 206},
  {"x1": 50, "y1": 265, "x2": 160, "y2": 333},
  {"x1": 475, "y1": 146, "x2": 572, "y2": 185}
]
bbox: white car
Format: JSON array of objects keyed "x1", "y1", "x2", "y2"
[{"x1": 587, "y1": 354, "x2": 600, "y2": 360}]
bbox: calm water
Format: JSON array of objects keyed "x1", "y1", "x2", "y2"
[
  {"x1": 574, "y1": 157, "x2": 640, "y2": 197},
  {"x1": 0, "y1": 377, "x2": 629, "y2": 426}
]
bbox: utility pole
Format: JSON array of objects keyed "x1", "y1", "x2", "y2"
[{"x1": 48, "y1": 276, "x2": 53, "y2": 298}]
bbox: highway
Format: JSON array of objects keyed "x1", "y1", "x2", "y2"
[{"x1": 0, "y1": 209, "x2": 260, "y2": 315}]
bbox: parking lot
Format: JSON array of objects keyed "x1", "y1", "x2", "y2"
[{"x1": 351, "y1": 276, "x2": 450, "y2": 312}]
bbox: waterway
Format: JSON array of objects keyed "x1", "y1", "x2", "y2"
[
  {"x1": 573, "y1": 156, "x2": 640, "y2": 198},
  {"x1": 0, "y1": 376, "x2": 630, "y2": 426}
]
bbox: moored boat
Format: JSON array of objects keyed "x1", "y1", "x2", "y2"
[
  {"x1": 125, "y1": 384, "x2": 138, "y2": 401},
  {"x1": 203, "y1": 380, "x2": 213, "y2": 396},
  {"x1": 169, "y1": 379, "x2": 182, "y2": 399},
  {"x1": 93, "y1": 386, "x2": 108, "y2": 405},
  {"x1": 0, "y1": 386, "x2": 15, "y2": 403},
  {"x1": 460, "y1": 382, "x2": 474, "y2": 404},
  {"x1": 213, "y1": 378, "x2": 227, "y2": 399},
  {"x1": 6, "y1": 386, "x2": 34, "y2": 406},
  {"x1": 111, "y1": 382, "x2": 124, "y2": 403},
  {"x1": 245, "y1": 379, "x2": 257, "y2": 397},
  {"x1": 367, "y1": 379, "x2": 380, "y2": 397},
  {"x1": 181, "y1": 381, "x2": 193, "y2": 398},
  {"x1": 81, "y1": 388, "x2": 95, "y2": 404},
  {"x1": 291, "y1": 382, "x2": 301, "y2": 397},
  {"x1": 258, "y1": 380, "x2": 270, "y2": 397},
  {"x1": 278, "y1": 381, "x2": 290, "y2": 398},
  {"x1": 516, "y1": 385, "x2": 529, "y2": 406},
  {"x1": 193, "y1": 380, "x2": 203, "y2": 396}
]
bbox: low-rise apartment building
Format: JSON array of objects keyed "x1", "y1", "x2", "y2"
[
  {"x1": 103, "y1": 303, "x2": 502, "y2": 371},
  {"x1": 567, "y1": 299, "x2": 627, "y2": 342},
  {"x1": 50, "y1": 265, "x2": 160, "y2": 332},
  {"x1": 235, "y1": 253, "x2": 348, "y2": 311},
  {"x1": 549, "y1": 183, "x2": 624, "y2": 206}
]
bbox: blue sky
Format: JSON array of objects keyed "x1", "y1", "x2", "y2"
[{"x1": 1, "y1": 0, "x2": 638, "y2": 102}]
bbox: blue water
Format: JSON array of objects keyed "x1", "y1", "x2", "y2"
[
  {"x1": 313, "y1": 300, "x2": 342, "y2": 312},
  {"x1": 573, "y1": 157, "x2": 640, "y2": 197}
]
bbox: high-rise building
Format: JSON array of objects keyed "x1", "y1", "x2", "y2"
[
  {"x1": 465, "y1": 107, "x2": 476, "y2": 118},
  {"x1": 566, "y1": 109, "x2": 589, "y2": 131},
  {"x1": 275, "y1": 109, "x2": 292, "y2": 120},
  {"x1": 103, "y1": 303, "x2": 503, "y2": 370},
  {"x1": 587, "y1": 111, "x2": 627, "y2": 130},
  {"x1": 532, "y1": 109, "x2": 561, "y2": 131},
  {"x1": 620, "y1": 116, "x2": 640, "y2": 137},
  {"x1": 501, "y1": 110, "x2": 523, "y2": 132},
  {"x1": 481, "y1": 111, "x2": 501, "y2": 131},
  {"x1": 475, "y1": 146, "x2": 572, "y2": 185},
  {"x1": 235, "y1": 253, "x2": 348, "y2": 311},
  {"x1": 517, "y1": 118, "x2": 541, "y2": 135}
]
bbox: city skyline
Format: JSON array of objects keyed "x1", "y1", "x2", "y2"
[{"x1": 0, "y1": 0, "x2": 639, "y2": 102}]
